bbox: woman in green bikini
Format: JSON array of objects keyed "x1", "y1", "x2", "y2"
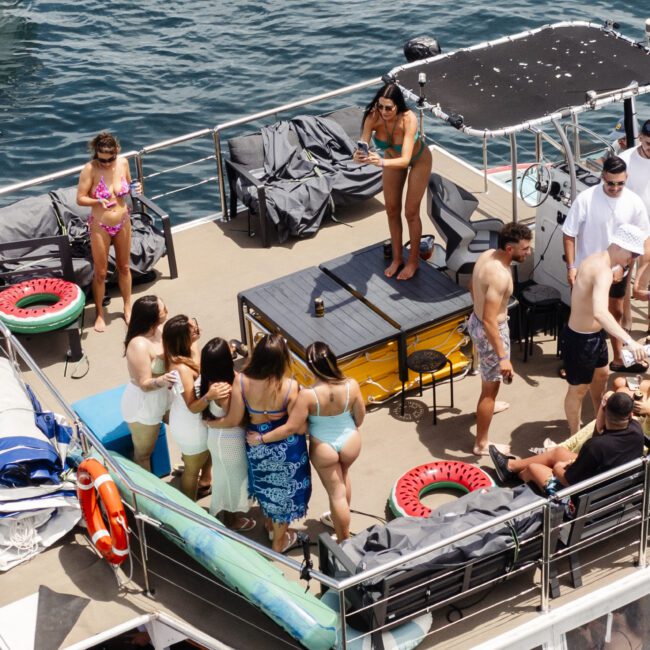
[{"x1": 354, "y1": 83, "x2": 432, "y2": 280}]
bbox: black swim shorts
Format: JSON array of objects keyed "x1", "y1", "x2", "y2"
[
  {"x1": 609, "y1": 270, "x2": 630, "y2": 299},
  {"x1": 562, "y1": 327, "x2": 608, "y2": 386}
]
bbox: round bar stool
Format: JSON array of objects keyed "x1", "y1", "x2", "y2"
[
  {"x1": 401, "y1": 349, "x2": 454, "y2": 425},
  {"x1": 518, "y1": 283, "x2": 563, "y2": 362}
]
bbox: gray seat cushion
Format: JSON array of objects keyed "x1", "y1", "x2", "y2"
[
  {"x1": 228, "y1": 133, "x2": 264, "y2": 169},
  {"x1": 322, "y1": 106, "x2": 363, "y2": 141}
]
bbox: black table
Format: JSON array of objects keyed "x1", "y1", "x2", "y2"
[
  {"x1": 320, "y1": 242, "x2": 473, "y2": 379},
  {"x1": 238, "y1": 266, "x2": 400, "y2": 360}
]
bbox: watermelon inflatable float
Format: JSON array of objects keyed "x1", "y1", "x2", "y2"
[
  {"x1": 0, "y1": 278, "x2": 85, "y2": 334},
  {"x1": 389, "y1": 461, "x2": 494, "y2": 517}
]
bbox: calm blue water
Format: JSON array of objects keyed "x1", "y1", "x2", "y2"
[{"x1": 1, "y1": 0, "x2": 648, "y2": 220}]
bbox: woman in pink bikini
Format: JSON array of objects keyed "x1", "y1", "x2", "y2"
[{"x1": 76, "y1": 131, "x2": 140, "y2": 332}]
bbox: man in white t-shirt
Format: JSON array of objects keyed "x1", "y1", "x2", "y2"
[
  {"x1": 622, "y1": 120, "x2": 650, "y2": 341},
  {"x1": 619, "y1": 120, "x2": 650, "y2": 220},
  {"x1": 563, "y1": 156, "x2": 650, "y2": 372}
]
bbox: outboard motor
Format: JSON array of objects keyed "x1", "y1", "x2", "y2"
[{"x1": 403, "y1": 36, "x2": 442, "y2": 62}]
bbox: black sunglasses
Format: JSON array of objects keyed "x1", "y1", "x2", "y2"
[
  {"x1": 604, "y1": 179, "x2": 625, "y2": 187},
  {"x1": 95, "y1": 153, "x2": 117, "y2": 164}
]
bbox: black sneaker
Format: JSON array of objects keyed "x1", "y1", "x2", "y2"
[{"x1": 489, "y1": 445, "x2": 517, "y2": 483}]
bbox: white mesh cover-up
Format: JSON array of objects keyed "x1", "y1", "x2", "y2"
[{"x1": 207, "y1": 401, "x2": 250, "y2": 514}]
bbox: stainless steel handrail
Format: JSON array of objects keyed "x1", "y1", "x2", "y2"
[{"x1": 6, "y1": 304, "x2": 650, "y2": 643}]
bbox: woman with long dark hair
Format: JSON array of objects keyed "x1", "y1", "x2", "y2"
[
  {"x1": 269, "y1": 342, "x2": 364, "y2": 542},
  {"x1": 121, "y1": 295, "x2": 176, "y2": 471},
  {"x1": 208, "y1": 334, "x2": 310, "y2": 553},
  {"x1": 76, "y1": 131, "x2": 141, "y2": 331},
  {"x1": 163, "y1": 315, "x2": 216, "y2": 500},
  {"x1": 354, "y1": 83, "x2": 432, "y2": 280},
  {"x1": 199, "y1": 338, "x2": 254, "y2": 531}
]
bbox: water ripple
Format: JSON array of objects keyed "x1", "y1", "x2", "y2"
[{"x1": 0, "y1": 0, "x2": 648, "y2": 220}]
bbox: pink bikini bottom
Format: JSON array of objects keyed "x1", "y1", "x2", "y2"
[{"x1": 88, "y1": 213, "x2": 127, "y2": 237}]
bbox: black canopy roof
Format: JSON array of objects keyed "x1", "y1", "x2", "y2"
[{"x1": 390, "y1": 22, "x2": 650, "y2": 136}]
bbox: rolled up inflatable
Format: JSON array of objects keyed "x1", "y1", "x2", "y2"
[
  {"x1": 106, "y1": 453, "x2": 337, "y2": 650},
  {"x1": 105, "y1": 453, "x2": 430, "y2": 649}
]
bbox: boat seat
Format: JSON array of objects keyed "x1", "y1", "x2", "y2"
[
  {"x1": 427, "y1": 173, "x2": 503, "y2": 283},
  {"x1": 225, "y1": 106, "x2": 383, "y2": 247},
  {"x1": 552, "y1": 467, "x2": 645, "y2": 596},
  {"x1": 0, "y1": 186, "x2": 178, "y2": 289},
  {"x1": 0, "y1": 235, "x2": 85, "y2": 364},
  {"x1": 73, "y1": 385, "x2": 171, "y2": 478}
]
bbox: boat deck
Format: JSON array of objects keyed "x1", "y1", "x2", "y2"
[{"x1": 5, "y1": 149, "x2": 649, "y2": 649}]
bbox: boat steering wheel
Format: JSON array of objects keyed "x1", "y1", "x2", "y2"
[{"x1": 519, "y1": 163, "x2": 552, "y2": 208}]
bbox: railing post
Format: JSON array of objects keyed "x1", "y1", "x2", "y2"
[
  {"x1": 639, "y1": 456, "x2": 650, "y2": 568},
  {"x1": 540, "y1": 502, "x2": 552, "y2": 613},
  {"x1": 213, "y1": 129, "x2": 228, "y2": 220},
  {"x1": 339, "y1": 588, "x2": 348, "y2": 649},
  {"x1": 132, "y1": 494, "x2": 154, "y2": 596},
  {"x1": 134, "y1": 152, "x2": 145, "y2": 192}
]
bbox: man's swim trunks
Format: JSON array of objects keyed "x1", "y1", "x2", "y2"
[
  {"x1": 562, "y1": 326, "x2": 608, "y2": 386},
  {"x1": 467, "y1": 311, "x2": 510, "y2": 383}
]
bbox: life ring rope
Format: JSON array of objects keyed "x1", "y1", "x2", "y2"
[{"x1": 76, "y1": 458, "x2": 130, "y2": 566}]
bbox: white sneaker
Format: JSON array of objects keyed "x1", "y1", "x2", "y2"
[{"x1": 320, "y1": 511, "x2": 334, "y2": 529}]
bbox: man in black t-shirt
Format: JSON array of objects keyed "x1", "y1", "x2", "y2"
[{"x1": 490, "y1": 392, "x2": 643, "y2": 493}]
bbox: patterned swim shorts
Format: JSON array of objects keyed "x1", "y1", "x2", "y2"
[{"x1": 467, "y1": 311, "x2": 510, "y2": 383}]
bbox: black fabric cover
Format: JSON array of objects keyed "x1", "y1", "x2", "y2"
[
  {"x1": 344, "y1": 485, "x2": 542, "y2": 579},
  {"x1": 395, "y1": 24, "x2": 650, "y2": 132},
  {"x1": 237, "y1": 113, "x2": 382, "y2": 243},
  {"x1": 0, "y1": 194, "x2": 60, "y2": 260}
]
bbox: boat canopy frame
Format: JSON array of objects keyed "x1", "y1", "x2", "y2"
[{"x1": 388, "y1": 21, "x2": 650, "y2": 139}]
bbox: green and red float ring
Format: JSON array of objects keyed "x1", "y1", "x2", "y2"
[
  {"x1": 0, "y1": 278, "x2": 85, "y2": 334},
  {"x1": 389, "y1": 460, "x2": 494, "y2": 518}
]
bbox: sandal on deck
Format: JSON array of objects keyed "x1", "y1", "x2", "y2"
[
  {"x1": 279, "y1": 530, "x2": 300, "y2": 554},
  {"x1": 320, "y1": 511, "x2": 335, "y2": 529},
  {"x1": 609, "y1": 361, "x2": 649, "y2": 374},
  {"x1": 231, "y1": 517, "x2": 256, "y2": 532}
]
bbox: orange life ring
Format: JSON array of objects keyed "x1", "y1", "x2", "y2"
[{"x1": 76, "y1": 458, "x2": 129, "y2": 565}]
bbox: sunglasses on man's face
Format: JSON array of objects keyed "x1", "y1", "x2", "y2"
[{"x1": 604, "y1": 179, "x2": 625, "y2": 187}]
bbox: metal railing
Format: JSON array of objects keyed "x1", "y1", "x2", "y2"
[
  {"x1": 3, "y1": 317, "x2": 649, "y2": 648},
  {"x1": 0, "y1": 78, "x2": 382, "y2": 226}
]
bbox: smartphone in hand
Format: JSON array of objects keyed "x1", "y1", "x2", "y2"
[{"x1": 356, "y1": 140, "x2": 369, "y2": 157}]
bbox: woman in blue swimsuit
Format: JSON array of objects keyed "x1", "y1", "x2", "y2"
[
  {"x1": 354, "y1": 83, "x2": 432, "y2": 280},
  {"x1": 207, "y1": 334, "x2": 311, "y2": 553},
  {"x1": 272, "y1": 342, "x2": 365, "y2": 542}
]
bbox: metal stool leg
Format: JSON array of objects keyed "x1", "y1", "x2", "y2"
[
  {"x1": 401, "y1": 380, "x2": 405, "y2": 416},
  {"x1": 447, "y1": 357, "x2": 454, "y2": 408},
  {"x1": 432, "y1": 374, "x2": 437, "y2": 425}
]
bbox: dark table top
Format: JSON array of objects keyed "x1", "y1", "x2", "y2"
[
  {"x1": 320, "y1": 242, "x2": 473, "y2": 331},
  {"x1": 238, "y1": 266, "x2": 400, "y2": 359}
]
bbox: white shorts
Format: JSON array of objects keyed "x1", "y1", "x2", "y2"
[
  {"x1": 169, "y1": 392, "x2": 208, "y2": 456},
  {"x1": 121, "y1": 382, "x2": 170, "y2": 426}
]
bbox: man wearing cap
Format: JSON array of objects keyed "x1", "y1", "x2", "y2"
[
  {"x1": 563, "y1": 156, "x2": 650, "y2": 373},
  {"x1": 562, "y1": 224, "x2": 647, "y2": 435},
  {"x1": 490, "y1": 391, "x2": 643, "y2": 494},
  {"x1": 608, "y1": 118, "x2": 634, "y2": 154}
]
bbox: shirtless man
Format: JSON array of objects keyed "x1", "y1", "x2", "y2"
[
  {"x1": 468, "y1": 223, "x2": 532, "y2": 456},
  {"x1": 563, "y1": 223, "x2": 647, "y2": 435}
]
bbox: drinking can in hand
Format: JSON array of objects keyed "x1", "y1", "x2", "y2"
[{"x1": 130, "y1": 181, "x2": 140, "y2": 196}]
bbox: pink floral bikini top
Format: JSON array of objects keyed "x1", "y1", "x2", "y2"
[{"x1": 93, "y1": 176, "x2": 129, "y2": 201}]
